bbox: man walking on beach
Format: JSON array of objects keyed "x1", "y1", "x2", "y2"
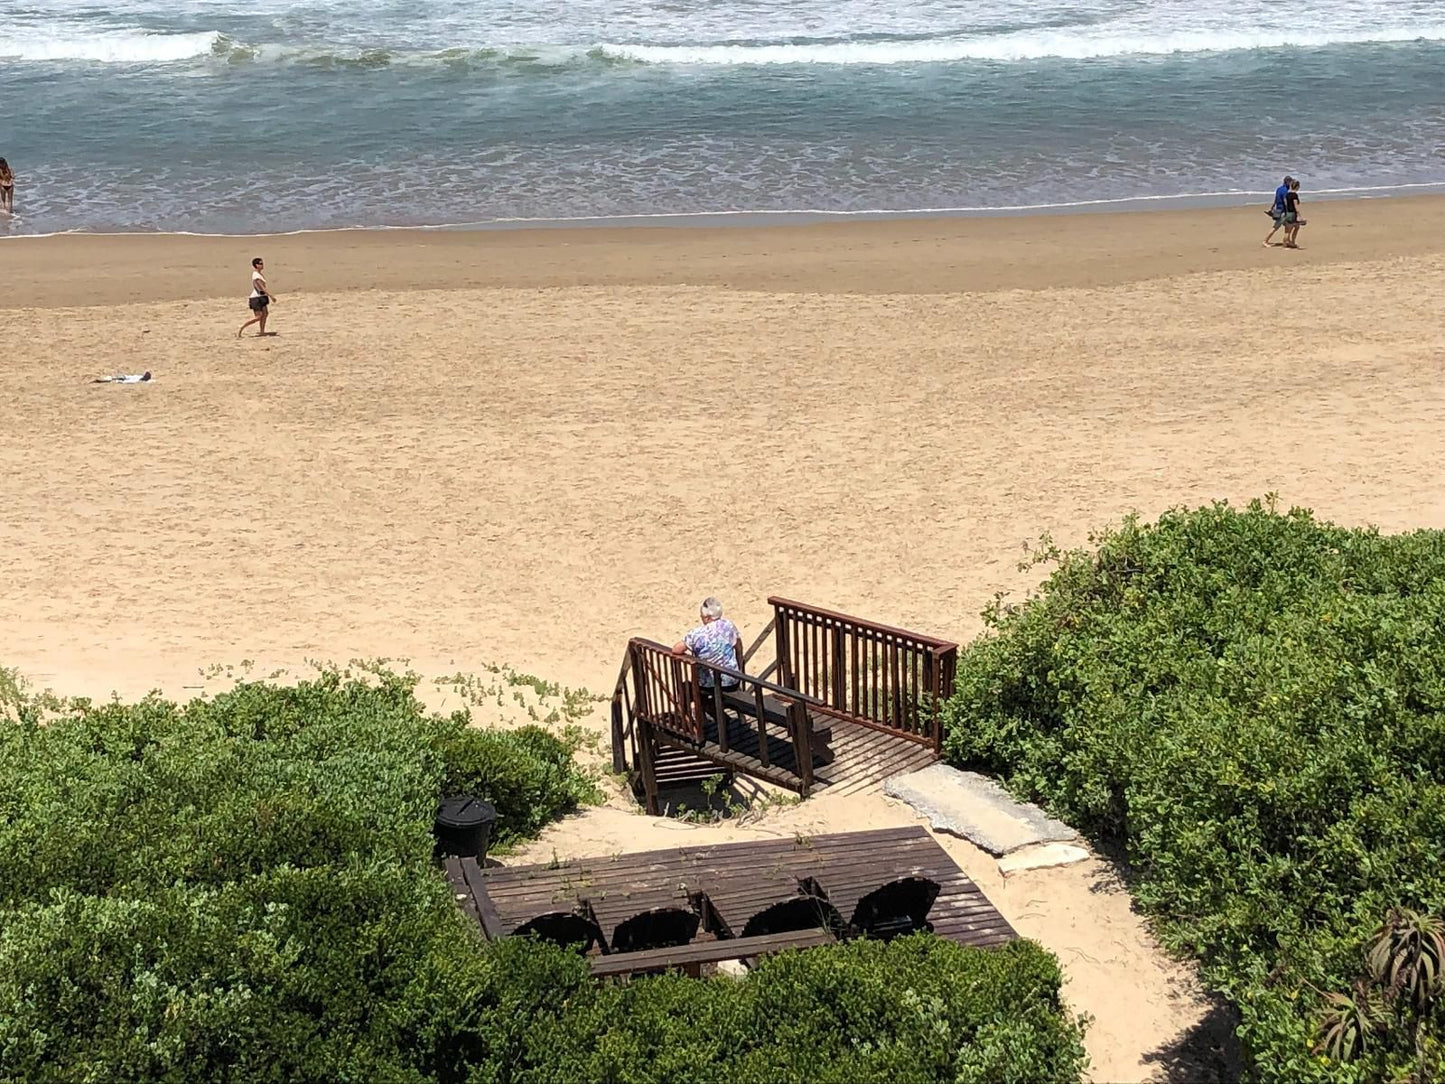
[
  {"x1": 237, "y1": 256, "x2": 277, "y2": 337},
  {"x1": 1263, "y1": 175, "x2": 1293, "y2": 247}
]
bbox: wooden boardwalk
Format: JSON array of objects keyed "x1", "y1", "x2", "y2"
[
  {"x1": 653, "y1": 714, "x2": 938, "y2": 798},
  {"x1": 452, "y1": 826, "x2": 1016, "y2": 965}
]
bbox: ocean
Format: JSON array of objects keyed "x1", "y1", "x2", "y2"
[{"x1": 1, "y1": 0, "x2": 1443, "y2": 235}]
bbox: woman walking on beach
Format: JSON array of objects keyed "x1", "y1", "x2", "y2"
[
  {"x1": 237, "y1": 256, "x2": 277, "y2": 337},
  {"x1": 0, "y1": 158, "x2": 15, "y2": 216},
  {"x1": 1283, "y1": 179, "x2": 1306, "y2": 248}
]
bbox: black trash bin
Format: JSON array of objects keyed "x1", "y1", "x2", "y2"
[{"x1": 433, "y1": 796, "x2": 497, "y2": 860}]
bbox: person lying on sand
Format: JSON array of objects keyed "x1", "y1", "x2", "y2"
[
  {"x1": 92, "y1": 371, "x2": 153, "y2": 383},
  {"x1": 672, "y1": 596, "x2": 744, "y2": 691}
]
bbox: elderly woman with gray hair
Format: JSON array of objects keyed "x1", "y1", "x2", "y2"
[{"x1": 673, "y1": 596, "x2": 744, "y2": 691}]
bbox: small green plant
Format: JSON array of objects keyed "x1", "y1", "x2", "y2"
[
  {"x1": 1314, "y1": 987, "x2": 1385, "y2": 1063},
  {"x1": 1367, "y1": 908, "x2": 1445, "y2": 1014}
]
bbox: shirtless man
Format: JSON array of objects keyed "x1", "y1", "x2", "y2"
[{"x1": 237, "y1": 256, "x2": 278, "y2": 337}]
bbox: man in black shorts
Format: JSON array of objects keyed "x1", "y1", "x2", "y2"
[{"x1": 237, "y1": 256, "x2": 279, "y2": 337}]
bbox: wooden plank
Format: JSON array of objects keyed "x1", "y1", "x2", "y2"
[
  {"x1": 459, "y1": 857, "x2": 506, "y2": 939},
  {"x1": 589, "y1": 928, "x2": 835, "y2": 978},
  {"x1": 443, "y1": 857, "x2": 485, "y2": 931}
]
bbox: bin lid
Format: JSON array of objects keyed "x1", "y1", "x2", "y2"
[{"x1": 436, "y1": 796, "x2": 497, "y2": 828}]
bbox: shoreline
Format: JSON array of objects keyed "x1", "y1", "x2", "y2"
[
  {"x1": 6, "y1": 192, "x2": 1445, "y2": 308},
  {"x1": 7, "y1": 179, "x2": 1445, "y2": 242}
]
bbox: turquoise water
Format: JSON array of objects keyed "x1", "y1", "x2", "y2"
[{"x1": 2, "y1": 0, "x2": 1444, "y2": 234}]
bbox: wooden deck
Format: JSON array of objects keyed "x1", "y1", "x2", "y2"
[
  {"x1": 448, "y1": 826, "x2": 1016, "y2": 969},
  {"x1": 653, "y1": 713, "x2": 938, "y2": 798}
]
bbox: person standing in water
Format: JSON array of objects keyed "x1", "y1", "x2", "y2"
[
  {"x1": 0, "y1": 158, "x2": 14, "y2": 216},
  {"x1": 237, "y1": 256, "x2": 277, "y2": 337}
]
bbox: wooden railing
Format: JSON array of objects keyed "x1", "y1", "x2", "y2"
[
  {"x1": 611, "y1": 624, "x2": 778, "y2": 779},
  {"x1": 768, "y1": 596, "x2": 958, "y2": 753},
  {"x1": 609, "y1": 600, "x2": 958, "y2": 811},
  {"x1": 625, "y1": 638, "x2": 824, "y2": 810},
  {"x1": 629, "y1": 638, "x2": 707, "y2": 744},
  {"x1": 610, "y1": 649, "x2": 637, "y2": 775}
]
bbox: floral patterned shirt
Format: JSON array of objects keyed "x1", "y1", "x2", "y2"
[{"x1": 684, "y1": 618, "x2": 740, "y2": 687}]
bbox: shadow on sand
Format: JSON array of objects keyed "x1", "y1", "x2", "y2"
[{"x1": 1141, "y1": 999, "x2": 1244, "y2": 1083}]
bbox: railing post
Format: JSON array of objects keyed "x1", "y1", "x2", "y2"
[
  {"x1": 774, "y1": 606, "x2": 794, "y2": 689},
  {"x1": 689, "y1": 663, "x2": 708, "y2": 745},
  {"x1": 926, "y1": 648, "x2": 942, "y2": 755},
  {"x1": 636, "y1": 716, "x2": 660, "y2": 816},
  {"x1": 752, "y1": 684, "x2": 771, "y2": 769},
  {"x1": 611, "y1": 696, "x2": 627, "y2": 775},
  {"x1": 792, "y1": 700, "x2": 814, "y2": 797},
  {"x1": 711, "y1": 678, "x2": 729, "y2": 753},
  {"x1": 611, "y1": 649, "x2": 632, "y2": 775},
  {"x1": 831, "y1": 624, "x2": 846, "y2": 711},
  {"x1": 936, "y1": 646, "x2": 956, "y2": 756}
]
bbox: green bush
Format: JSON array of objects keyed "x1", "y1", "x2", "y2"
[
  {"x1": 0, "y1": 667, "x2": 1086, "y2": 1083},
  {"x1": 943, "y1": 499, "x2": 1445, "y2": 1082},
  {"x1": 423, "y1": 715, "x2": 601, "y2": 844},
  {"x1": 475, "y1": 935, "x2": 1086, "y2": 1084},
  {"x1": 0, "y1": 668, "x2": 598, "y2": 905}
]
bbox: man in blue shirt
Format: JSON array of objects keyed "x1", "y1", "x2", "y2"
[{"x1": 1263, "y1": 175, "x2": 1295, "y2": 247}]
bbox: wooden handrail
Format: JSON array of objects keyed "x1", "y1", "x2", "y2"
[
  {"x1": 610, "y1": 650, "x2": 635, "y2": 774},
  {"x1": 630, "y1": 638, "x2": 825, "y2": 708},
  {"x1": 740, "y1": 617, "x2": 776, "y2": 669},
  {"x1": 767, "y1": 596, "x2": 959, "y2": 651}
]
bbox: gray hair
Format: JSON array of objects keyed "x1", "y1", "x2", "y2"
[{"x1": 700, "y1": 596, "x2": 723, "y2": 620}]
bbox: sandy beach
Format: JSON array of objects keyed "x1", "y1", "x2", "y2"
[{"x1": 4, "y1": 196, "x2": 1445, "y2": 1080}]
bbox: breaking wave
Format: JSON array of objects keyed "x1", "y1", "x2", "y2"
[
  {"x1": 5, "y1": 21, "x2": 1445, "y2": 69},
  {"x1": 595, "y1": 24, "x2": 1445, "y2": 65}
]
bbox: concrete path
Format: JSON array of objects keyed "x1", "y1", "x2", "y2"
[{"x1": 884, "y1": 763, "x2": 1083, "y2": 861}]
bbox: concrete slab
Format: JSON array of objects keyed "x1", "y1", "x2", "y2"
[
  {"x1": 997, "y1": 842, "x2": 1091, "y2": 876},
  {"x1": 883, "y1": 763, "x2": 1078, "y2": 856}
]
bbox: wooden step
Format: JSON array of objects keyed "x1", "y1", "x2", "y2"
[{"x1": 652, "y1": 746, "x2": 733, "y2": 788}]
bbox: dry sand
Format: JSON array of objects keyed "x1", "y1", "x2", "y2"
[{"x1": 4, "y1": 196, "x2": 1445, "y2": 1081}]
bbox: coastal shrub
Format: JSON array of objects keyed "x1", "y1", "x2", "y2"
[
  {"x1": 0, "y1": 667, "x2": 1085, "y2": 1083},
  {"x1": 422, "y1": 714, "x2": 601, "y2": 844},
  {"x1": 0, "y1": 668, "x2": 598, "y2": 905},
  {"x1": 469, "y1": 936, "x2": 1086, "y2": 1084},
  {"x1": 942, "y1": 499, "x2": 1445, "y2": 1082}
]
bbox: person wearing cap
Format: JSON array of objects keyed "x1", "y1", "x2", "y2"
[
  {"x1": 673, "y1": 596, "x2": 744, "y2": 691},
  {"x1": 1263, "y1": 175, "x2": 1295, "y2": 247}
]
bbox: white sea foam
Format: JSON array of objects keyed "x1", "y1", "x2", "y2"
[
  {"x1": 598, "y1": 24, "x2": 1445, "y2": 65},
  {"x1": 6, "y1": 15, "x2": 1444, "y2": 68},
  {"x1": 0, "y1": 27, "x2": 222, "y2": 63}
]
